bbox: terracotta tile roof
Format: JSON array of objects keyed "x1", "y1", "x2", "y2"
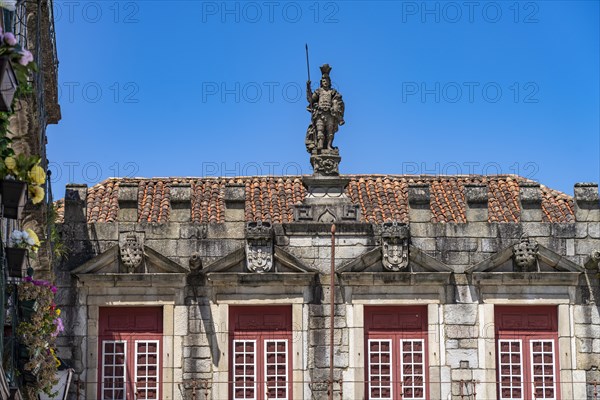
[
  {"x1": 55, "y1": 175, "x2": 576, "y2": 224},
  {"x1": 245, "y1": 177, "x2": 306, "y2": 223},
  {"x1": 347, "y1": 177, "x2": 408, "y2": 223},
  {"x1": 137, "y1": 179, "x2": 172, "y2": 223},
  {"x1": 191, "y1": 178, "x2": 228, "y2": 224},
  {"x1": 487, "y1": 177, "x2": 521, "y2": 223},
  {"x1": 87, "y1": 179, "x2": 119, "y2": 223},
  {"x1": 541, "y1": 186, "x2": 575, "y2": 223}
]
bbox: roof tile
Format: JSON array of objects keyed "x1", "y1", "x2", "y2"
[{"x1": 55, "y1": 175, "x2": 576, "y2": 225}]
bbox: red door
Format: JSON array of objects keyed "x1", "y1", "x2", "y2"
[
  {"x1": 98, "y1": 307, "x2": 163, "y2": 400},
  {"x1": 229, "y1": 305, "x2": 293, "y2": 400},
  {"x1": 364, "y1": 306, "x2": 429, "y2": 400},
  {"x1": 495, "y1": 306, "x2": 560, "y2": 400}
]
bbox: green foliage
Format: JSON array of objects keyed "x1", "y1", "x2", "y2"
[
  {"x1": 47, "y1": 203, "x2": 68, "y2": 260},
  {"x1": 16, "y1": 279, "x2": 62, "y2": 399},
  {"x1": 0, "y1": 40, "x2": 46, "y2": 204}
]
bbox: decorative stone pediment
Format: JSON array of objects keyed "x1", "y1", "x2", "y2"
[
  {"x1": 203, "y1": 245, "x2": 320, "y2": 286},
  {"x1": 338, "y1": 244, "x2": 452, "y2": 285},
  {"x1": 72, "y1": 244, "x2": 190, "y2": 276},
  {"x1": 467, "y1": 239, "x2": 583, "y2": 274},
  {"x1": 466, "y1": 239, "x2": 584, "y2": 287}
]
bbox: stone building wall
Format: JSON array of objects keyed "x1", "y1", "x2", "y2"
[{"x1": 54, "y1": 178, "x2": 600, "y2": 399}]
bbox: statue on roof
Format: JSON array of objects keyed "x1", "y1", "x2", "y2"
[{"x1": 305, "y1": 63, "x2": 345, "y2": 154}]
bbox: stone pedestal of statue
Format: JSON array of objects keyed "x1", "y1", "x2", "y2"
[{"x1": 310, "y1": 149, "x2": 341, "y2": 177}]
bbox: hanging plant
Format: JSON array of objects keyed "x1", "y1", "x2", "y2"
[
  {"x1": 0, "y1": 27, "x2": 45, "y2": 207},
  {"x1": 16, "y1": 277, "x2": 64, "y2": 399}
]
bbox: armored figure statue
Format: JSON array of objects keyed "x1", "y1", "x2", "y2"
[{"x1": 305, "y1": 64, "x2": 345, "y2": 154}]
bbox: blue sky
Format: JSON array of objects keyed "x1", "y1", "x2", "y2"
[{"x1": 47, "y1": 1, "x2": 599, "y2": 196}]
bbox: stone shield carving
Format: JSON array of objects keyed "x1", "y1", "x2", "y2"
[
  {"x1": 245, "y1": 221, "x2": 273, "y2": 273},
  {"x1": 246, "y1": 244, "x2": 273, "y2": 273},
  {"x1": 120, "y1": 233, "x2": 144, "y2": 273},
  {"x1": 513, "y1": 235, "x2": 539, "y2": 272},
  {"x1": 380, "y1": 222, "x2": 410, "y2": 272}
]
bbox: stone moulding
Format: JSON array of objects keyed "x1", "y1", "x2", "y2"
[
  {"x1": 74, "y1": 273, "x2": 187, "y2": 288},
  {"x1": 471, "y1": 271, "x2": 581, "y2": 286},
  {"x1": 339, "y1": 271, "x2": 451, "y2": 286},
  {"x1": 206, "y1": 272, "x2": 317, "y2": 286}
]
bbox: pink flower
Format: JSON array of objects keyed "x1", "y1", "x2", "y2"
[
  {"x1": 3, "y1": 32, "x2": 16, "y2": 46},
  {"x1": 18, "y1": 49, "x2": 33, "y2": 66},
  {"x1": 52, "y1": 317, "x2": 64, "y2": 336}
]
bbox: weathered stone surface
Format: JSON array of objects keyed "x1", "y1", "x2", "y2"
[
  {"x1": 436, "y1": 237, "x2": 478, "y2": 252},
  {"x1": 446, "y1": 349, "x2": 478, "y2": 368},
  {"x1": 574, "y1": 323, "x2": 600, "y2": 338},
  {"x1": 576, "y1": 239, "x2": 600, "y2": 256},
  {"x1": 446, "y1": 325, "x2": 479, "y2": 339},
  {"x1": 444, "y1": 305, "x2": 478, "y2": 325},
  {"x1": 411, "y1": 237, "x2": 436, "y2": 251},
  {"x1": 574, "y1": 306, "x2": 600, "y2": 325}
]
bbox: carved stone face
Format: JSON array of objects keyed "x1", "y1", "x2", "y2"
[{"x1": 321, "y1": 76, "x2": 331, "y2": 89}]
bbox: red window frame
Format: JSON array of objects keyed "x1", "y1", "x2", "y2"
[
  {"x1": 364, "y1": 306, "x2": 429, "y2": 400},
  {"x1": 98, "y1": 307, "x2": 163, "y2": 400},
  {"x1": 495, "y1": 306, "x2": 561, "y2": 400},
  {"x1": 229, "y1": 305, "x2": 293, "y2": 400}
]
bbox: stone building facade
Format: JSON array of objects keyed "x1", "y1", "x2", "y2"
[{"x1": 54, "y1": 173, "x2": 600, "y2": 400}]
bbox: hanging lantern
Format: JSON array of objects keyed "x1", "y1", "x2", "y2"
[{"x1": 0, "y1": 56, "x2": 18, "y2": 112}]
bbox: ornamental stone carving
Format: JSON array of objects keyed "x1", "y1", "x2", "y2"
[
  {"x1": 310, "y1": 153, "x2": 341, "y2": 176},
  {"x1": 305, "y1": 64, "x2": 345, "y2": 154},
  {"x1": 245, "y1": 221, "x2": 273, "y2": 273},
  {"x1": 305, "y1": 63, "x2": 345, "y2": 176},
  {"x1": 119, "y1": 232, "x2": 144, "y2": 273},
  {"x1": 512, "y1": 235, "x2": 539, "y2": 272},
  {"x1": 380, "y1": 222, "x2": 410, "y2": 272}
]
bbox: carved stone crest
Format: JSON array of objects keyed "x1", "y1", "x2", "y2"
[
  {"x1": 120, "y1": 232, "x2": 144, "y2": 273},
  {"x1": 245, "y1": 221, "x2": 273, "y2": 273},
  {"x1": 512, "y1": 235, "x2": 539, "y2": 272},
  {"x1": 380, "y1": 222, "x2": 410, "y2": 272}
]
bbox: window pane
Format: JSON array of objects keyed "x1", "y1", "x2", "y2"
[
  {"x1": 498, "y1": 339, "x2": 523, "y2": 400},
  {"x1": 233, "y1": 340, "x2": 256, "y2": 400},
  {"x1": 101, "y1": 340, "x2": 127, "y2": 400},
  {"x1": 265, "y1": 339, "x2": 288, "y2": 400},
  {"x1": 368, "y1": 339, "x2": 393, "y2": 400},
  {"x1": 135, "y1": 340, "x2": 160, "y2": 400},
  {"x1": 530, "y1": 340, "x2": 556, "y2": 400},
  {"x1": 400, "y1": 339, "x2": 426, "y2": 400}
]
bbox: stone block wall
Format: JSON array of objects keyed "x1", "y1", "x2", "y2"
[{"x1": 53, "y1": 180, "x2": 600, "y2": 399}]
